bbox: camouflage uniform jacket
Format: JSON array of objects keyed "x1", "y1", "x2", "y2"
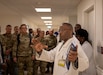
[
  {"x1": 37, "y1": 37, "x2": 48, "y2": 45},
  {"x1": 45, "y1": 35, "x2": 57, "y2": 51},
  {"x1": 12, "y1": 33, "x2": 34, "y2": 57},
  {"x1": 1, "y1": 33, "x2": 14, "y2": 59}
]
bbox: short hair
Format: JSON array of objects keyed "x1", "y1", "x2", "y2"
[
  {"x1": 6, "y1": 25, "x2": 12, "y2": 27},
  {"x1": 20, "y1": 24, "x2": 27, "y2": 29},
  {"x1": 29, "y1": 28, "x2": 33, "y2": 31},
  {"x1": 29, "y1": 28, "x2": 33, "y2": 33},
  {"x1": 76, "y1": 29, "x2": 88, "y2": 41},
  {"x1": 14, "y1": 26, "x2": 18, "y2": 28},
  {"x1": 75, "y1": 24, "x2": 81, "y2": 29},
  {"x1": 46, "y1": 31, "x2": 49, "y2": 35},
  {"x1": 62, "y1": 23, "x2": 73, "y2": 30}
]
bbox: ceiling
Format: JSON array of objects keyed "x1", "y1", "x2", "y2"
[{"x1": 0, "y1": 0, "x2": 81, "y2": 29}]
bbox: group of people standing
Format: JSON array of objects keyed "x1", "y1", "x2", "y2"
[
  {"x1": 0, "y1": 24, "x2": 57, "y2": 75},
  {"x1": 0, "y1": 23, "x2": 97, "y2": 75}
]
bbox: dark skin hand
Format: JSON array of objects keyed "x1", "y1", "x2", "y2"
[
  {"x1": 68, "y1": 45, "x2": 78, "y2": 62},
  {"x1": 68, "y1": 51, "x2": 78, "y2": 62}
]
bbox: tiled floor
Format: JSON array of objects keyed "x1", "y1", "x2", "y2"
[
  {"x1": 24, "y1": 72, "x2": 52, "y2": 75},
  {"x1": 24, "y1": 69, "x2": 53, "y2": 75},
  {"x1": 38, "y1": 67, "x2": 53, "y2": 75}
]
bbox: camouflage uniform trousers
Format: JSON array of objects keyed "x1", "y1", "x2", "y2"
[
  {"x1": 17, "y1": 56, "x2": 33, "y2": 75},
  {"x1": 2, "y1": 59, "x2": 14, "y2": 75},
  {"x1": 33, "y1": 60, "x2": 47, "y2": 75}
]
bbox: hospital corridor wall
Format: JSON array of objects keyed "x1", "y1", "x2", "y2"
[{"x1": 78, "y1": 0, "x2": 103, "y2": 75}]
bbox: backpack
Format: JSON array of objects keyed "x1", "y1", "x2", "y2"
[{"x1": 16, "y1": 33, "x2": 32, "y2": 57}]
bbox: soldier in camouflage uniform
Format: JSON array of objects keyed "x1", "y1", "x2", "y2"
[
  {"x1": 12, "y1": 26, "x2": 19, "y2": 75},
  {"x1": 45, "y1": 29, "x2": 57, "y2": 73},
  {"x1": 33, "y1": 31, "x2": 48, "y2": 75},
  {"x1": 13, "y1": 26, "x2": 19, "y2": 36},
  {"x1": 12, "y1": 24, "x2": 34, "y2": 75},
  {"x1": 0, "y1": 34, "x2": 7, "y2": 75},
  {"x1": 1, "y1": 25, "x2": 14, "y2": 75}
]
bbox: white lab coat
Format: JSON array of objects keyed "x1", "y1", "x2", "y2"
[
  {"x1": 36, "y1": 36, "x2": 89, "y2": 75},
  {"x1": 79, "y1": 41, "x2": 96, "y2": 75}
]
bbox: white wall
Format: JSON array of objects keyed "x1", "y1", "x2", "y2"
[
  {"x1": 69, "y1": 16, "x2": 77, "y2": 27},
  {"x1": 22, "y1": 18, "x2": 38, "y2": 30},
  {"x1": 87, "y1": 9, "x2": 95, "y2": 46},
  {"x1": 77, "y1": 0, "x2": 94, "y2": 28},
  {"x1": 77, "y1": 0, "x2": 103, "y2": 68},
  {"x1": 0, "y1": 15, "x2": 22, "y2": 34},
  {"x1": 95, "y1": 0, "x2": 103, "y2": 69},
  {"x1": 0, "y1": 15, "x2": 38, "y2": 34},
  {"x1": 0, "y1": 3, "x2": 38, "y2": 34}
]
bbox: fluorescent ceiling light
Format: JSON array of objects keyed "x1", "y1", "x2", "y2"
[
  {"x1": 47, "y1": 26, "x2": 51, "y2": 28},
  {"x1": 41, "y1": 17, "x2": 52, "y2": 19},
  {"x1": 45, "y1": 23, "x2": 52, "y2": 25},
  {"x1": 35, "y1": 8, "x2": 51, "y2": 12},
  {"x1": 44, "y1": 21, "x2": 52, "y2": 23}
]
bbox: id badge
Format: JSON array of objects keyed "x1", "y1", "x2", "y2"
[{"x1": 58, "y1": 59, "x2": 65, "y2": 67}]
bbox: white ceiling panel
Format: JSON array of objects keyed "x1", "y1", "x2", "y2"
[{"x1": 0, "y1": 0, "x2": 81, "y2": 28}]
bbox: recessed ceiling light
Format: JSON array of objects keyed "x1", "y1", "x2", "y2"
[
  {"x1": 35, "y1": 8, "x2": 51, "y2": 12},
  {"x1": 41, "y1": 17, "x2": 52, "y2": 19},
  {"x1": 45, "y1": 23, "x2": 52, "y2": 25},
  {"x1": 44, "y1": 21, "x2": 52, "y2": 23},
  {"x1": 47, "y1": 26, "x2": 51, "y2": 28}
]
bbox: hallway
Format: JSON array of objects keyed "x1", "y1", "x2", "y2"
[{"x1": 0, "y1": 0, "x2": 103, "y2": 75}]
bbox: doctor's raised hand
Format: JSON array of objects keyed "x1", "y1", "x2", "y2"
[
  {"x1": 35, "y1": 42, "x2": 44, "y2": 52},
  {"x1": 31, "y1": 38, "x2": 47, "y2": 52}
]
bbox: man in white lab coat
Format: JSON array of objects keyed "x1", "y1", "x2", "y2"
[{"x1": 32, "y1": 23, "x2": 89, "y2": 75}]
